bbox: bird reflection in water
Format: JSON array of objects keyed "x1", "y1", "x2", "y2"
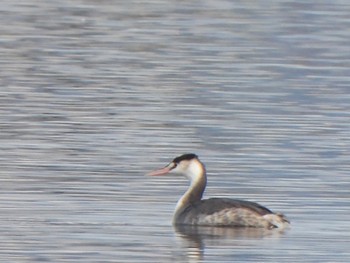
[{"x1": 174, "y1": 224, "x2": 288, "y2": 262}]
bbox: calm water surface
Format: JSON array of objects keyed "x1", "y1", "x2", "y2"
[{"x1": 1, "y1": 1, "x2": 349, "y2": 262}]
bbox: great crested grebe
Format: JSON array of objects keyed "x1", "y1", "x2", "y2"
[{"x1": 147, "y1": 153, "x2": 290, "y2": 229}]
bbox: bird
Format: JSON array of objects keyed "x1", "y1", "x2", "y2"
[{"x1": 147, "y1": 153, "x2": 290, "y2": 229}]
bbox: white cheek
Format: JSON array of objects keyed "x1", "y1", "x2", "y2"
[
  {"x1": 189, "y1": 163, "x2": 199, "y2": 174},
  {"x1": 186, "y1": 161, "x2": 203, "y2": 180},
  {"x1": 169, "y1": 164, "x2": 182, "y2": 175}
]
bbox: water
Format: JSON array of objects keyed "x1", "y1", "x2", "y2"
[{"x1": 1, "y1": 0, "x2": 349, "y2": 262}]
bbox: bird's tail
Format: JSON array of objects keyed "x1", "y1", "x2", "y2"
[{"x1": 263, "y1": 213, "x2": 290, "y2": 229}]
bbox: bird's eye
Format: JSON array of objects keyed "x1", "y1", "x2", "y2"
[{"x1": 172, "y1": 163, "x2": 178, "y2": 169}]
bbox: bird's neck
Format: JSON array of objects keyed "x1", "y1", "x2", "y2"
[{"x1": 173, "y1": 160, "x2": 207, "y2": 221}]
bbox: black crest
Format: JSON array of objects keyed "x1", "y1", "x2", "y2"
[{"x1": 173, "y1": 153, "x2": 198, "y2": 164}]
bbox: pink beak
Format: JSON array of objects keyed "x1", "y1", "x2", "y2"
[{"x1": 147, "y1": 166, "x2": 172, "y2": 176}]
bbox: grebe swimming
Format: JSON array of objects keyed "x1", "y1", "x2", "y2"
[{"x1": 147, "y1": 153, "x2": 289, "y2": 229}]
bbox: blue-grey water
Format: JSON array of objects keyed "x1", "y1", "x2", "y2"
[{"x1": 1, "y1": 1, "x2": 349, "y2": 262}]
